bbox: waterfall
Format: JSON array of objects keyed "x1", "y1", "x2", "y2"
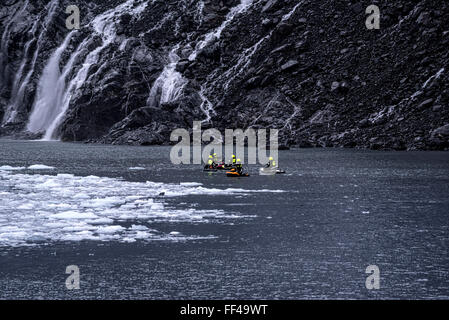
[
  {"x1": 422, "y1": 68, "x2": 445, "y2": 89},
  {"x1": 188, "y1": 0, "x2": 304, "y2": 120},
  {"x1": 27, "y1": 0, "x2": 149, "y2": 140},
  {"x1": 1, "y1": 21, "x2": 39, "y2": 125},
  {"x1": 0, "y1": 0, "x2": 30, "y2": 89},
  {"x1": 221, "y1": 35, "x2": 269, "y2": 91},
  {"x1": 185, "y1": 0, "x2": 255, "y2": 121},
  {"x1": 27, "y1": 32, "x2": 75, "y2": 133},
  {"x1": 188, "y1": 0, "x2": 254, "y2": 61},
  {"x1": 195, "y1": 1, "x2": 205, "y2": 25},
  {"x1": 281, "y1": 0, "x2": 303, "y2": 22},
  {"x1": 147, "y1": 45, "x2": 187, "y2": 107},
  {"x1": 198, "y1": 86, "x2": 215, "y2": 122},
  {"x1": 2, "y1": 0, "x2": 59, "y2": 126},
  {"x1": 42, "y1": 39, "x2": 108, "y2": 140},
  {"x1": 211, "y1": 0, "x2": 305, "y2": 92},
  {"x1": 147, "y1": 0, "x2": 255, "y2": 120}
]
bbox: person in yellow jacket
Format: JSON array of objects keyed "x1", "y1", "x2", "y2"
[
  {"x1": 266, "y1": 157, "x2": 276, "y2": 168},
  {"x1": 229, "y1": 154, "x2": 236, "y2": 166},
  {"x1": 207, "y1": 155, "x2": 214, "y2": 169},
  {"x1": 236, "y1": 159, "x2": 243, "y2": 174}
]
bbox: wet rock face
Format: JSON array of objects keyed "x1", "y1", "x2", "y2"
[{"x1": 0, "y1": 0, "x2": 448, "y2": 150}]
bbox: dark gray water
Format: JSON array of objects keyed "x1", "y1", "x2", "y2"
[{"x1": 0, "y1": 140, "x2": 448, "y2": 299}]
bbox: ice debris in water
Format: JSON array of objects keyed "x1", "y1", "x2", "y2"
[
  {"x1": 0, "y1": 170, "x2": 284, "y2": 247},
  {"x1": 27, "y1": 164, "x2": 55, "y2": 170},
  {"x1": 0, "y1": 166, "x2": 26, "y2": 171}
]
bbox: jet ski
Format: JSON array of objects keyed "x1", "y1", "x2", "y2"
[
  {"x1": 216, "y1": 163, "x2": 234, "y2": 170},
  {"x1": 259, "y1": 167, "x2": 286, "y2": 175},
  {"x1": 203, "y1": 165, "x2": 218, "y2": 172},
  {"x1": 226, "y1": 171, "x2": 250, "y2": 177}
]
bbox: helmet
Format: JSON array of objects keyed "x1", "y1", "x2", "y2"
[
  {"x1": 213, "y1": 153, "x2": 217, "y2": 156},
  {"x1": 232, "y1": 155, "x2": 235, "y2": 158},
  {"x1": 269, "y1": 157, "x2": 273, "y2": 161},
  {"x1": 237, "y1": 159, "x2": 241, "y2": 163},
  {"x1": 209, "y1": 155, "x2": 213, "y2": 158}
]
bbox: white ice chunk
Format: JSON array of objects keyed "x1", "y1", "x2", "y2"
[
  {"x1": 180, "y1": 182, "x2": 203, "y2": 187},
  {"x1": 27, "y1": 164, "x2": 55, "y2": 170},
  {"x1": 51, "y1": 211, "x2": 99, "y2": 219},
  {"x1": 0, "y1": 166, "x2": 26, "y2": 171}
]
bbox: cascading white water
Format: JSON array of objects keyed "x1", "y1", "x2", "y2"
[
  {"x1": 2, "y1": 0, "x2": 59, "y2": 126},
  {"x1": 281, "y1": 0, "x2": 303, "y2": 22},
  {"x1": 187, "y1": 0, "x2": 255, "y2": 121},
  {"x1": 1, "y1": 21, "x2": 39, "y2": 125},
  {"x1": 189, "y1": 0, "x2": 304, "y2": 121},
  {"x1": 194, "y1": 0, "x2": 205, "y2": 25},
  {"x1": 212, "y1": 0, "x2": 305, "y2": 92},
  {"x1": 0, "y1": 0, "x2": 30, "y2": 89},
  {"x1": 19, "y1": 0, "x2": 290, "y2": 138},
  {"x1": 198, "y1": 86, "x2": 215, "y2": 122},
  {"x1": 42, "y1": 40, "x2": 108, "y2": 140},
  {"x1": 188, "y1": 0, "x2": 254, "y2": 61},
  {"x1": 147, "y1": 45, "x2": 188, "y2": 107},
  {"x1": 27, "y1": 0, "x2": 149, "y2": 140},
  {"x1": 221, "y1": 35, "x2": 268, "y2": 91},
  {"x1": 27, "y1": 32, "x2": 75, "y2": 133},
  {"x1": 148, "y1": 0, "x2": 255, "y2": 120}
]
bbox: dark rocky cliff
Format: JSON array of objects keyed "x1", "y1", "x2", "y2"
[{"x1": 0, "y1": 0, "x2": 448, "y2": 150}]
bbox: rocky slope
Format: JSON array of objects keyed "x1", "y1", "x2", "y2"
[{"x1": 0, "y1": 0, "x2": 448, "y2": 150}]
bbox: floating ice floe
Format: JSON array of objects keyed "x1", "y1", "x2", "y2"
[
  {"x1": 0, "y1": 166, "x2": 26, "y2": 171},
  {"x1": 27, "y1": 164, "x2": 55, "y2": 170},
  {"x1": 129, "y1": 167, "x2": 146, "y2": 170},
  {"x1": 180, "y1": 182, "x2": 203, "y2": 187},
  {"x1": 0, "y1": 169, "x2": 284, "y2": 247}
]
